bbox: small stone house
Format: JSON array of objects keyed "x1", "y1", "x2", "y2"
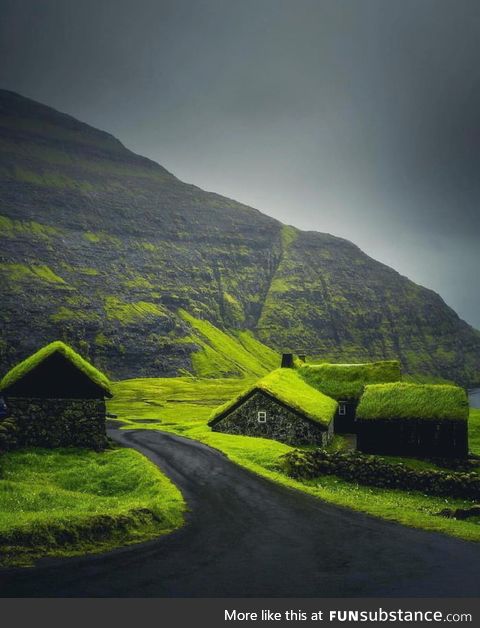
[
  {"x1": 0, "y1": 341, "x2": 112, "y2": 450},
  {"x1": 356, "y1": 383, "x2": 469, "y2": 458},
  {"x1": 209, "y1": 368, "x2": 337, "y2": 446},
  {"x1": 297, "y1": 360, "x2": 402, "y2": 434}
]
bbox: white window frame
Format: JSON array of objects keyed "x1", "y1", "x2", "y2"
[
  {"x1": 339, "y1": 402, "x2": 347, "y2": 416},
  {"x1": 257, "y1": 411, "x2": 267, "y2": 423}
]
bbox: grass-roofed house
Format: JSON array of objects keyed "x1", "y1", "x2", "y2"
[
  {"x1": 208, "y1": 369, "x2": 337, "y2": 446},
  {"x1": 356, "y1": 383, "x2": 469, "y2": 458},
  {"x1": 298, "y1": 360, "x2": 402, "y2": 433},
  {"x1": 0, "y1": 341, "x2": 112, "y2": 450}
]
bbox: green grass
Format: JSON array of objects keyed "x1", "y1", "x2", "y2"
[
  {"x1": 104, "y1": 297, "x2": 168, "y2": 325},
  {"x1": 83, "y1": 231, "x2": 121, "y2": 246},
  {"x1": 357, "y1": 383, "x2": 469, "y2": 421},
  {"x1": 0, "y1": 215, "x2": 61, "y2": 239},
  {"x1": 50, "y1": 307, "x2": 100, "y2": 324},
  {"x1": 298, "y1": 360, "x2": 402, "y2": 401},
  {"x1": 0, "y1": 263, "x2": 66, "y2": 285},
  {"x1": 209, "y1": 368, "x2": 337, "y2": 427},
  {"x1": 0, "y1": 447, "x2": 185, "y2": 566},
  {"x1": 179, "y1": 309, "x2": 279, "y2": 378},
  {"x1": 109, "y1": 377, "x2": 480, "y2": 544},
  {"x1": 33, "y1": 266, "x2": 66, "y2": 284},
  {"x1": 0, "y1": 340, "x2": 111, "y2": 396},
  {"x1": 109, "y1": 376, "x2": 253, "y2": 424},
  {"x1": 402, "y1": 373, "x2": 456, "y2": 385},
  {"x1": 469, "y1": 408, "x2": 480, "y2": 453}
]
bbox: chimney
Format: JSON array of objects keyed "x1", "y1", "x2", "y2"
[{"x1": 281, "y1": 353, "x2": 294, "y2": 368}]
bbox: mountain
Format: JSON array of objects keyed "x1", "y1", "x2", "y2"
[{"x1": 1, "y1": 89, "x2": 479, "y2": 385}]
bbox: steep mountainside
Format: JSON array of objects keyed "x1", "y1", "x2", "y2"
[{"x1": 1, "y1": 89, "x2": 479, "y2": 384}]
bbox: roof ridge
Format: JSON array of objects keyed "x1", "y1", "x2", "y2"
[{"x1": 209, "y1": 368, "x2": 337, "y2": 427}]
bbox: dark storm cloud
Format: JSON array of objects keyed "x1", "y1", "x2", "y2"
[{"x1": 1, "y1": 0, "x2": 480, "y2": 326}]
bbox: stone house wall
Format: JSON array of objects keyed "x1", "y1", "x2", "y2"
[
  {"x1": 211, "y1": 390, "x2": 332, "y2": 446},
  {"x1": 6, "y1": 397, "x2": 107, "y2": 450}
]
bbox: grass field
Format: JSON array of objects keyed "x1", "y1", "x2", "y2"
[
  {"x1": 0, "y1": 447, "x2": 185, "y2": 566},
  {"x1": 109, "y1": 378, "x2": 480, "y2": 543}
]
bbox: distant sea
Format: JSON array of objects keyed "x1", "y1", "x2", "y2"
[{"x1": 469, "y1": 388, "x2": 480, "y2": 408}]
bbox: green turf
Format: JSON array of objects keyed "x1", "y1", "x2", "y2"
[
  {"x1": 357, "y1": 382, "x2": 469, "y2": 421},
  {"x1": 0, "y1": 263, "x2": 67, "y2": 285},
  {"x1": 298, "y1": 360, "x2": 401, "y2": 400},
  {"x1": 179, "y1": 309, "x2": 279, "y2": 378},
  {"x1": 0, "y1": 340, "x2": 112, "y2": 396},
  {"x1": 0, "y1": 447, "x2": 185, "y2": 566},
  {"x1": 108, "y1": 376, "x2": 254, "y2": 424},
  {"x1": 109, "y1": 377, "x2": 480, "y2": 543},
  {"x1": 104, "y1": 297, "x2": 168, "y2": 325},
  {"x1": 209, "y1": 368, "x2": 337, "y2": 427}
]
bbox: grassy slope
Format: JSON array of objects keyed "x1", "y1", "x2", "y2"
[
  {"x1": 109, "y1": 378, "x2": 480, "y2": 543},
  {"x1": 179, "y1": 309, "x2": 279, "y2": 378},
  {"x1": 0, "y1": 447, "x2": 185, "y2": 567}
]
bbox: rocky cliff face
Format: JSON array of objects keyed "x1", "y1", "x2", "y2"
[{"x1": 1, "y1": 89, "x2": 479, "y2": 384}]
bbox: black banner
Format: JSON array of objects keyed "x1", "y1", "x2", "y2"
[{"x1": 0, "y1": 598, "x2": 479, "y2": 628}]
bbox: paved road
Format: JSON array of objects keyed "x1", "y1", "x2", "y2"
[{"x1": 1, "y1": 428, "x2": 480, "y2": 597}]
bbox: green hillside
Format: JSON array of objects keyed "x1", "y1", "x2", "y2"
[
  {"x1": 1, "y1": 89, "x2": 480, "y2": 384},
  {"x1": 179, "y1": 309, "x2": 279, "y2": 377}
]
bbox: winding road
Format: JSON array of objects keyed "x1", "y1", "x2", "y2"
[{"x1": 1, "y1": 428, "x2": 480, "y2": 597}]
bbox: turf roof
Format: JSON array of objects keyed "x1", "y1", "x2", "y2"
[
  {"x1": 298, "y1": 360, "x2": 402, "y2": 401},
  {"x1": 0, "y1": 341, "x2": 112, "y2": 396},
  {"x1": 209, "y1": 368, "x2": 337, "y2": 427},
  {"x1": 356, "y1": 382, "x2": 468, "y2": 421}
]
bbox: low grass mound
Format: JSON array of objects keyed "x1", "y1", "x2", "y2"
[
  {"x1": 0, "y1": 447, "x2": 185, "y2": 566},
  {"x1": 298, "y1": 360, "x2": 401, "y2": 401},
  {"x1": 209, "y1": 368, "x2": 338, "y2": 427},
  {"x1": 357, "y1": 383, "x2": 469, "y2": 421},
  {"x1": 0, "y1": 340, "x2": 111, "y2": 396}
]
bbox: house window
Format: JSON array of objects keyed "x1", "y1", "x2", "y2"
[
  {"x1": 339, "y1": 403, "x2": 347, "y2": 416},
  {"x1": 257, "y1": 411, "x2": 267, "y2": 423}
]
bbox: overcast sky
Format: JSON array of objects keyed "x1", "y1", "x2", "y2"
[{"x1": 1, "y1": 0, "x2": 480, "y2": 327}]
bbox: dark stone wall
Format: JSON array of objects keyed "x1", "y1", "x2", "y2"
[
  {"x1": 211, "y1": 390, "x2": 331, "y2": 446},
  {"x1": 6, "y1": 397, "x2": 107, "y2": 450},
  {"x1": 356, "y1": 418, "x2": 468, "y2": 459},
  {"x1": 282, "y1": 449, "x2": 480, "y2": 499}
]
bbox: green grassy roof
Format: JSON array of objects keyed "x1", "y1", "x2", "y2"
[
  {"x1": 0, "y1": 341, "x2": 112, "y2": 396},
  {"x1": 298, "y1": 360, "x2": 402, "y2": 401},
  {"x1": 209, "y1": 368, "x2": 337, "y2": 427},
  {"x1": 356, "y1": 382, "x2": 469, "y2": 421}
]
